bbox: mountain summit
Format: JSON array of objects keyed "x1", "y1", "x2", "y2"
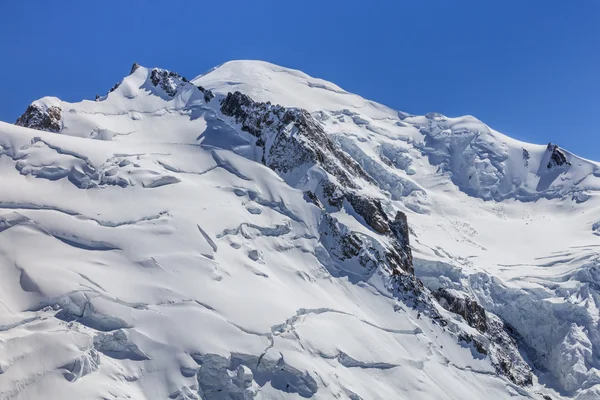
[{"x1": 2, "y1": 61, "x2": 599, "y2": 400}]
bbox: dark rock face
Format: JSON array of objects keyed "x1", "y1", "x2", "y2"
[
  {"x1": 346, "y1": 193, "x2": 390, "y2": 235},
  {"x1": 434, "y1": 288, "x2": 532, "y2": 386},
  {"x1": 130, "y1": 62, "x2": 141, "y2": 74},
  {"x1": 546, "y1": 143, "x2": 570, "y2": 168},
  {"x1": 220, "y1": 91, "x2": 372, "y2": 188},
  {"x1": 196, "y1": 85, "x2": 215, "y2": 103},
  {"x1": 15, "y1": 104, "x2": 62, "y2": 133},
  {"x1": 108, "y1": 82, "x2": 121, "y2": 93},
  {"x1": 319, "y1": 214, "x2": 363, "y2": 263},
  {"x1": 219, "y1": 89, "x2": 532, "y2": 387},
  {"x1": 150, "y1": 68, "x2": 188, "y2": 97},
  {"x1": 434, "y1": 289, "x2": 488, "y2": 332},
  {"x1": 390, "y1": 211, "x2": 410, "y2": 248},
  {"x1": 131, "y1": 66, "x2": 214, "y2": 103},
  {"x1": 388, "y1": 212, "x2": 413, "y2": 273},
  {"x1": 487, "y1": 317, "x2": 533, "y2": 386},
  {"x1": 522, "y1": 148, "x2": 530, "y2": 166},
  {"x1": 303, "y1": 190, "x2": 322, "y2": 208},
  {"x1": 220, "y1": 91, "x2": 413, "y2": 276}
]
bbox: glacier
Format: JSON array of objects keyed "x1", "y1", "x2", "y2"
[{"x1": 0, "y1": 60, "x2": 598, "y2": 400}]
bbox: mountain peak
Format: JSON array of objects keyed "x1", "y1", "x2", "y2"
[
  {"x1": 130, "y1": 62, "x2": 141, "y2": 75},
  {"x1": 3, "y1": 61, "x2": 600, "y2": 399}
]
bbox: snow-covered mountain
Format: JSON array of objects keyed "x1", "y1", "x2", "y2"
[{"x1": 1, "y1": 60, "x2": 599, "y2": 400}]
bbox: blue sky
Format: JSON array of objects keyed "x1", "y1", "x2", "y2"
[{"x1": 1, "y1": 0, "x2": 598, "y2": 159}]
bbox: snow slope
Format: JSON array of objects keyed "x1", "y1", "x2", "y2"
[{"x1": 0, "y1": 60, "x2": 598, "y2": 400}]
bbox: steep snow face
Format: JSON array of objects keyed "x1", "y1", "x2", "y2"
[{"x1": 1, "y1": 60, "x2": 599, "y2": 400}]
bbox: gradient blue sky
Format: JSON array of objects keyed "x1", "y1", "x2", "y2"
[{"x1": 1, "y1": 1, "x2": 598, "y2": 159}]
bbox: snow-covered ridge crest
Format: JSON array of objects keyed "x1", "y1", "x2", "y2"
[{"x1": 14, "y1": 63, "x2": 215, "y2": 141}]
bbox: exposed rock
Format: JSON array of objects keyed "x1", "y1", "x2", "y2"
[
  {"x1": 390, "y1": 211, "x2": 410, "y2": 248},
  {"x1": 220, "y1": 91, "x2": 372, "y2": 187},
  {"x1": 150, "y1": 68, "x2": 189, "y2": 97},
  {"x1": 434, "y1": 288, "x2": 532, "y2": 386},
  {"x1": 319, "y1": 213, "x2": 363, "y2": 263},
  {"x1": 220, "y1": 91, "x2": 413, "y2": 276},
  {"x1": 434, "y1": 288, "x2": 488, "y2": 332},
  {"x1": 345, "y1": 193, "x2": 389, "y2": 234},
  {"x1": 522, "y1": 148, "x2": 530, "y2": 166},
  {"x1": 333, "y1": 190, "x2": 413, "y2": 274},
  {"x1": 303, "y1": 190, "x2": 322, "y2": 208},
  {"x1": 487, "y1": 316, "x2": 533, "y2": 386},
  {"x1": 130, "y1": 62, "x2": 141, "y2": 74},
  {"x1": 196, "y1": 85, "x2": 215, "y2": 103},
  {"x1": 108, "y1": 81, "x2": 121, "y2": 93},
  {"x1": 546, "y1": 143, "x2": 570, "y2": 169},
  {"x1": 15, "y1": 103, "x2": 62, "y2": 132}
]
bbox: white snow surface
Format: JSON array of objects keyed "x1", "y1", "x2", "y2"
[{"x1": 0, "y1": 60, "x2": 598, "y2": 400}]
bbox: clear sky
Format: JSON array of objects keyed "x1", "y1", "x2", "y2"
[{"x1": 1, "y1": 0, "x2": 598, "y2": 160}]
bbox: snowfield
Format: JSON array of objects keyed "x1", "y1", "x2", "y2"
[{"x1": 0, "y1": 60, "x2": 598, "y2": 400}]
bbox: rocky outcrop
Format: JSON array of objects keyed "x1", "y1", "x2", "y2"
[
  {"x1": 147, "y1": 67, "x2": 215, "y2": 102},
  {"x1": 15, "y1": 103, "x2": 62, "y2": 132},
  {"x1": 346, "y1": 193, "x2": 390, "y2": 235},
  {"x1": 150, "y1": 68, "x2": 189, "y2": 97},
  {"x1": 434, "y1": 288, "x2": 532, "y2": 386},
  {"x1": 522, "y1": 148, "x2": 530, "y2": 166},
  {"x1": 130, "y1": 62, "x2": 141, "y2": 74},
  {"x1": 546, "y1": 143, "x2": 570, "y2": 168},
  {"x1": 196, "y1": 85, "x2": 214, "y2": 103},
  {"x1": 434, "y1": 289, "x2": 488, "y2": 332},
  {"x1": 108, "y1": 82, "x2": 121, "y2": 94},
  {"x1": 220, "y1": 91, "x2": 372, "y2": 188},
  {"x1": 220, "y1": 92, "x2": 415, "y2": 276}
]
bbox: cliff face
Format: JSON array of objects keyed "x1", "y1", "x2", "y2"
[{"x1": 16, "y1": 102, "x2": 62, "y2": 132}]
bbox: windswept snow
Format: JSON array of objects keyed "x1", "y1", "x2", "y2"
[{"x1": 0, "y1": 60, "x2": 598, "y2": 400}]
